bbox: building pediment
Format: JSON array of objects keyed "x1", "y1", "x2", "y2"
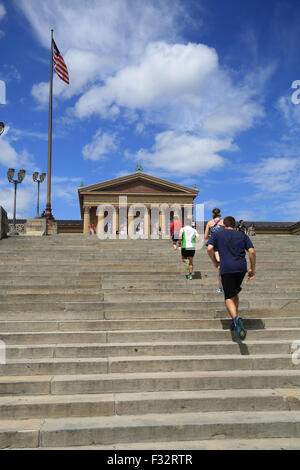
[
  {"x1": 78, "y1": 172, "x2": 198, "y2": 219},
  {"x1": 79, "y1": 173, "x2": 198, "y2": 195}
]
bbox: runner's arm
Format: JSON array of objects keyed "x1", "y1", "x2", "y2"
[
  {"x1": 207, "y1": 244, "x2": 219, "y2": 268},
  {"x1": 248, "y1": 247, "x2": 256, "y2": 280},
  {"x1": 204, "y1": 222, "x2": 210, "y2": 240}
]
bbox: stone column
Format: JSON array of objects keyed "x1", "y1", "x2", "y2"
[
  {"x1": 97, "y1": 212, "x2": 104, "y2": 236},
  {"x1": 143, "y1": 207, "x2": 149, "y2": 237},
  {"x1": 116, "y1": 208, "x2": 119, "y2": 234},
  {"x1": 161, "y1": 210, "x2": 167, "y2": 238},
  {"x1": 83, "y1": 206, "x2": 91, "y2": 235},
  {"x1": 112, "y1": 207, "x2": 117, "y2": 236},
  {"x1": 128, "y1": 213, "x2": 134, "y2": 237}
]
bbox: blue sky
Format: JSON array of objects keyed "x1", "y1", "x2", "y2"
[{"x1": 0, "y1": 0, "x2": 300, "y2": 221}]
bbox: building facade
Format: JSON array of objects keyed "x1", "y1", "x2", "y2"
[{"x1": 78, "y1": 172, "x2": 199, "y2": 236}]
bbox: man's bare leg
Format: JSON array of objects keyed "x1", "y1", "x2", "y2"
[
  {"x1": 188, "y1": 256, "x2": 193, "y2": 275},
  {"x1": 225, "y1": 295, "x2": 239, "y2": 320}
]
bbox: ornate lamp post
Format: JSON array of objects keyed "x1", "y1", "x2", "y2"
[
  {"x1": 7, "y1": 168, "x2": 26, "y2": 236},
  {"x1": 0, "y1": 122, "x2": 4, "y2": 136},
  {"x1": 33, "y1": 172, "x2": 46, "y2": 218}
]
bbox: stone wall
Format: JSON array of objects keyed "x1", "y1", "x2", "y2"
[
  {"x1": 0, "y1": 206, "x2": 8, "y2": 239},
  {"x1": 8, "y1": 223, "x2": 25, "y2": 234}
]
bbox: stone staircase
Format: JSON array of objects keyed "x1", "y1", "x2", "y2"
[{"x1": 0, "y1": 234, "x2": 300, "y2": 449}]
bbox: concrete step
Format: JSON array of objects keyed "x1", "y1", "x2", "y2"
[
  {"x1": 0, "y1": 317, "x2": 300, "y2": 331},
  {"x1": 0, "y1": 301, "x2": 104, "y2": 315},
  {"x1": 103, "y1": 292, "x2": 300, "y2": 301},
  {"x1": 2, "y1": 410, "x2": 300, "y2": 448},
  {"x1": 0, "y1": 324, "x2": 298, "y2": 340},
  {"x1": 0, "y1": 294, "x2": 102, "y2": 303},
  {"x1": 1, "y1": 308, "x2": 298, "y2": 322},
  {"x1": 1, "y1": 353, "x2": 299, "y2": 376},
  {"x1": 20, "y1": 437, "x2": 300, "y2": 450},
  {"x1": 3, "y1": 369, "x2": 300, "y2": 396},
  {"x1": 0, "y1": 388, "x2": 296, "y2": 420},
  {"x1": 3, "y1": 340, "x2": 299, "y2": 359},
  {"x1": 0, "y1": 287, "x2": 101, "y2": 295}
]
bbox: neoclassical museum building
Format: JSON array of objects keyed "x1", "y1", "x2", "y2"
[{"x1": 77, "y1": 171, "x2": 199, "y2": 237}]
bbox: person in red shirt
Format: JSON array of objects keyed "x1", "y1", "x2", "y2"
[{"x1": 170, "y1": 216, "x2": 183, "y2": 250}]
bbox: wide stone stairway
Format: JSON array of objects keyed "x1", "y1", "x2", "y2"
[{"x1": 0, "y1": 234, "x2": 300, "y2": 450}]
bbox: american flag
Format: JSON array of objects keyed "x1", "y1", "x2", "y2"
[{"x1": 52, "y1": 39, "x2": 69, "y2": 85}]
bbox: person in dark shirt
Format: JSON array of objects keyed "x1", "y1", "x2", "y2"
[
  {"x1": 206, "y1": 216, "x2": 256, "y2": 340},
  {"x1": 237, "y1": 220, "x2": 248, "y2": 235}
]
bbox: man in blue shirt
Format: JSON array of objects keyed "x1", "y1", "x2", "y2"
[{"x1": 207, "y1": 216, "x2": 256, "y2": 340}]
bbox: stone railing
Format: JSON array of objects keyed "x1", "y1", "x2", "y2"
[
  {"x1": 0, "y1": 206, "x2": 8, "y2": 239},
  {"x1": 8, "y1": 223, "x2": 26, "y2": 234},
  {"x1": 290, "y1": 222, "x2": 300, "y2": 235}
]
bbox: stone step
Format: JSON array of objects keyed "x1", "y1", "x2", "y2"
[
  {"x1": 21, "y1": 437, "x2": 300, "y2": 450},
  {"x1": 0, "y1": 294, "x2": 102, "y2": 302},
  {"x1": 0, "y1": 301, "x2": 103, "y2": 314},
  {"x1": 0, "y1": 317, "x2": 299, "y2": 331},
  {"x1": 103, "y1": 292, "x2": 300, "y2": 301},
  {"x1": 100, "y1": 281, "x2": 299, "y2": 290},
  {"x1": 2, "y1": 340, "x2": 299, "y2": 359},
  {"x1": 3, "y1": 369, "x2": 300, "y2": 396},
  {"x1": 0, "y1": 290, "x2": 101, "y2": 298},
  {"x1": 0, "y1": 326, "x2": 299, "y2": 343},
  {"x1": 1, "y1": 308, "x2": 298, "y2": 322},
  {"x1": 0, "y1": 311, "x2": 106, "y2": 321},
  {"x1": 0, "y1": 354, "x2": 299, "y2": 376},
  {"x1": 0, "y1": 388, "x2": 295, "y2": 420},
  {"x1": 2, "y1": 410, "x2": 300, "y2": 448}
]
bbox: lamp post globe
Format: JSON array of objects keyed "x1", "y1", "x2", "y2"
[
  {"x1": 7, "y1": 168, "x2": 26, "y2": 236},
  {"x1": 33, "y1": 172, "x2": 47, "y2": 218}
]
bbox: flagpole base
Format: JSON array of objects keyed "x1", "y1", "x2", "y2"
[{"x1": 45, "y1": 204, "x2": 55, "y2": 221}]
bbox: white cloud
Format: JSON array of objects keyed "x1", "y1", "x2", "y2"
[
  {"x1": 277, "y1": 94, "x2": 300, "y2": 130},
  {"x1": 31, "y1": 49, "x2": 115, "y2": 106},
  {"x1": 0, "y1": 185, "x2": 35, "y2": 218},
  {"x1": 0, "y1": 4, "x2": 6, "y2": 21},
  {"x1": 82, "y1": 130, "x2": 118, "y2": 161},
  {"x1": 23, "y1": 0, "x2": 265, "y2": 140},
  {"x1": 74, "y1": 42, "x2": 218, "y2": 118},
  {"x1": 17, "y1": 0, "x2": 184, "y2": 58},
  {"x1": 73, "y1": 40, "x2": 265, "y2": 140},
  {"x1": 245, "y1": 157, "x2": 300, "y2": 193},
  {"x1": 0, "y1": 3, "x2": 6, "y2": 38},
  {"x1": 127, "y1": 131, "x2": 236, "y2": 176},
  {"x1": 20, "y1": 0, "x2": 186, "y2": 108},
  {"x1": 18, "y1": 0, "x2": 271, "y2": 181},
  {"x1": 276, "y1": 197, "x2": 300, "y2": 221},
  {"x1": 0, "y1": 127, "x2": 37, "y2": 171}
]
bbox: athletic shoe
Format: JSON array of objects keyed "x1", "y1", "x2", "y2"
[
  {"x1": 187, "y1": 274, "x2": 193, "y2": 280},
  {"x1": 216, "y1": 287, "x2": 223, "y2": 294},
  {"x1": 234, "y1": 316, "x2": 247, "y2": 340}
]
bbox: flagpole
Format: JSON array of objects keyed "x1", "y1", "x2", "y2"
[{"x1": 45, "y1": 28, "x2": 54, "y2": 221}]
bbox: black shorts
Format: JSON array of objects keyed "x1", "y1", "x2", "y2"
[
  {"x1": 181, "y1": 248, "x2": 195, "y2": 258},
  {"x1": 221, "y1": 272, "x2": 246, "y2": 299}
]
